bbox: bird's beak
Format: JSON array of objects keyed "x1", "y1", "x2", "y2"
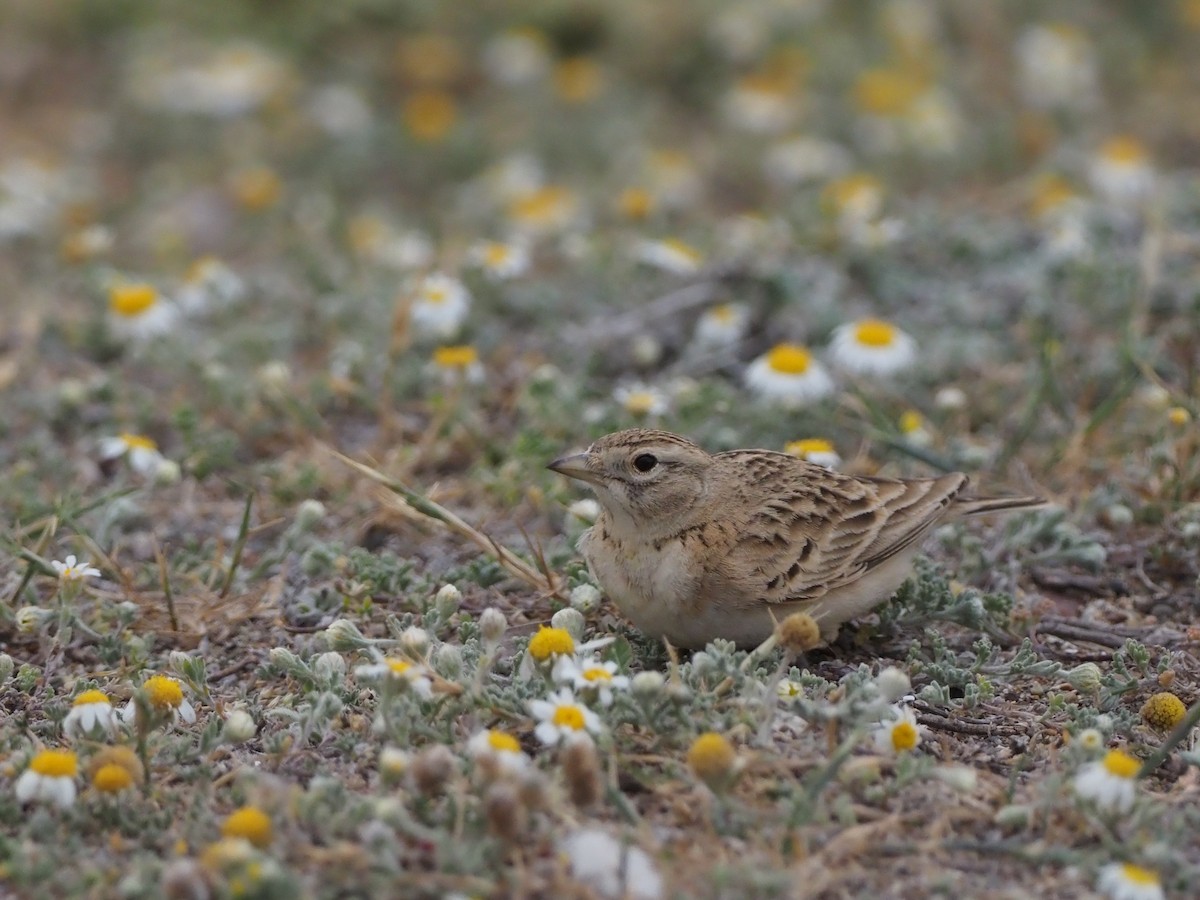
[{"x1": 547, "y1": 452, "x2": 601, "y2": 485}]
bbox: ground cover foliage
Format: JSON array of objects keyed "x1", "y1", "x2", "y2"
[{"x1": 1, "y1": 1, "x2": 1200, "y2": 897}]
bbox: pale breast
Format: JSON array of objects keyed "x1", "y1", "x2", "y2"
[{"x1": 579, "y1": 523, "x2": 704, "y2": 642}]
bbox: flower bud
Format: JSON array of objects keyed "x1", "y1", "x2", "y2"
[
  {"x1": 399, "y1": 626, "x2": 431, "y2": 659},
  {"x1": 484, "y1": 781, "x2": 527, "y2": 843},
  {"x1": 324, "y1": 618, "x2": 371, "y2": 651},
  {"x1": 434, "y1": 583, "x2": 462, "y2": 618},
  {"x1": 411, "y1": 745, "x2": 456, "y2": 797},
  {"x1": 314, "y1": 651, "x2": 347, "y2": 684},
  {"x1": 268, "y1": 647, "x2": 302, "y2": 670},
  {"x1": 561, "y1": 738, "x2": 602, "y2": 808},
  {"x1": 222, "y1": 709, "x2": 257, "y2": 744},
  {"x1": 379, "y1": 747, "x2": 410, "y2": 786},
  {"x1": 550, "y1": 607, "x2": 586, "y2": 640},
  {"x1": 295, "y1": 499, "x2": 326, "y2": 531},
  {"x1": 479, "y1": 608, "x2": 507, "y2": 646},
  {"x1": 154, "y1": 459, "x2": 182, "y2": 485},
  {"x1": 1066, "y1": 662, "x2": 1103, "y2": 694},
  {"x1": 15, "y1": 606, "x2": 53, "y2": 633},
  {"x1": 567, "y1": 499, "x2": 600, "y2": 525},
  {"x1": 874, "y1": 666, "x2": 912, "y2": 703},
  {"x1": 0, "y1": 653, "x2": 15, "y2": 683},
  {"x1": 568, "y1": 584, "x2": 601, "y2": 614},
  {"x1": 434, "y1": 643, "x2": 463, "y2": 679},
  {"x1": 631, "y1": 671, "x2": 665, "y2": 697}
]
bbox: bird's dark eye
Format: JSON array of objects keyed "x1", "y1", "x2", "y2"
[{"x1": 633, "y1": 453, "x2": 658, "y2": 472}]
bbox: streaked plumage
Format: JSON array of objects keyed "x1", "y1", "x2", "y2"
[{"x1": 549, "y1": 429, "x2": 1043, "y2": 649}]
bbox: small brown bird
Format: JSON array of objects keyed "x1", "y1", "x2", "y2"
[{"x1": 549, "y1": 429, "x2": 1044, "y2": 650}]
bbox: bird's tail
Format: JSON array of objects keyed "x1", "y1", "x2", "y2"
[{"x1": 957, "y1": 495, "x2": 1046, "y2": 517}]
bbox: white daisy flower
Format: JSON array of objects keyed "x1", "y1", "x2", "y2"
[
  {"x1": 744, "y1": 343, "x2": 834, "y2": 407},
  {"x1": 469, "y1": 240, "x2": 530, "y2": 279},
  {"x1": 62, "y1": 690, "x2": 117, "y2": 737},
  {"x1": 829, "y1": 319, "x2": 916, "y2": 376},
  {"x1": 14, "y1": 750, "x2": 78, "y2": 808},
  {"x1": 176, "y1": 257, "x2": 247, "y2": 314},
  {"x1": 107, "y1": 283, "x2": 179, "y2": 341},
  {"x1": 898, "y1": 409, "x2": 932, "y2": 447},
  {"x1": 50, "y1": 555, "x2": 101, "y2": 583},
  {"x1": 353, "y1": 657, "x2": 434, "y2": 699},
  {"x1": 559, "y1": 827, "x2": 664, "y2": 900},
  {"x1": 634, "y1": 237, "x2": 703, "y2": 275},
  {"x1": 873, "y1": 704, "x2": 922, "y2": 754},
  {"x1": 1088, "y1": 136, "x2": 1155, "y2": 207},
  {"x1": 98, "y1": 433, "x2": 166, "y2": 476},
  {"x1": 482, "y1": 27, "x2": 551, "y2": 85},
  {"x1": 777, "y1": 679, "x2": 805, "y2": 700},
  {"x1": 348, "y1": 215, "x2": 434, "y2": 270},
  {"x1": 529, "y1": 687, "x2": 602, "y2": 745},
  {"x1": 1073, "y1": 748, "x2": 1140, "y2": 813},
  {"x1": 467, "y1": 729, "x2": 530, "y2": 776},
  {"x1": 567, "y1": 499, "x2": 601, "y2": 524},
  {"x1": 613, "y1": 383, "x2": 669, "y2": 419},
  {"x1": 307, "y1": 84, "x2": 372, "y2": 137},
  {"x1": 693, "y1": 303, "x2": 749, "y2": 349},
  {"x1": 784, "y1": 439, "x2": 841, "y2": 469},
  {"x1": 1097, "y1": 863, "x2": 1164, "y2": 900},
  {"x1": 408, "y1": 273, "x2": 471, "y2": 339},
  {"x1": 1014, "y1": 24, "x2": 1099, "y2": 111},
  {"x1": 555, "y1": 656, "x2": 630, "y2": 707}
]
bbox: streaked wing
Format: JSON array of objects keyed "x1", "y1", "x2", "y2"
[{"x1": 710, "y1": 451, "x2": 967, "y2": 604}]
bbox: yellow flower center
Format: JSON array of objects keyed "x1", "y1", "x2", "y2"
[
  {"x1": 526, "y1": 626, "x2": 575, "y2": 661},
  {"x1": 1119, "y1": 864, "x2": 1160, "y2": 887},
  {"x1": 661, "y1": 238, "x2": 701, "y2": 262},
  {"x1": 1102, "y1": 749, "x2": 1140, "y2": 779},
  {"x1": 1101, "y1": 136, "x2": 1147, "y2": 165},
  {"x1": 403, "y1": 90, "x2": 458, "y2": 141},
  {"x1": 432, "y1": 345, "x2": 478, "y2": 369},
  {"x1": 1141, "y1": 692, "x2": 1187, "y2": 729},
  {"x1": 823, "y1": 173, "x2": 882, "y2": 214},
  {"x1": 617, "y1": 187, "x2": 653, "y2": 220},
  {"x1": 890, "y1": 721, "x2": 919, "y2": 752},
  {"x1": 687, "y1": 732, "x2": 736, "y2": 781},
  {"x1": 853, "y1": 319, "x2": 899, "y2": 348},
  {"x1": 582, "y1": 667, "x2": 613, "y2": 683},
  {"x1": 1167, "y1": 406, "x2": 1191, "y2": 426},
  {"x1": 74, "y1": 690, "x2": 111, "y2": 707},
  {"x1": 143, "y1": 675, "x2": 184, "y2": 710},
  {"x1": 482, "y1": 243, "x2": 511, "y2": 267},
  {"x1": 385, "y1": 659, "x2": 413, "y2": 676},
  {"x1": 487, "y1": 731, "x2": 521, "y2": 753},
  {"x1": 119, "y1": 433, "x2": 158, "y2": 452},
  {"x1": 93, "y1": 763, "x2": 134, "y2": 793},
  {"x1": 231, "y1": 167, "x2": 282, "y2": 211},
  {"x1": 423, "y1": 287, "x2": 448, "y2": 305},
  {"x1": 30, "y1": 749, "x2": 78, "y2": 778},
  {"x1": 109, "y1": 284, "x2": 158, "y2": 318},
  {"x1": 509, "y1": 186, "x2": 574, "y2": 225},
  {"x1": 1030, "y1": 174, "x2": 1078, "y2": 219},
  {"x1": 852, "y1": 67, "x2": 926, "y2": 116},
  {"x1": 623, "y1": 391, "x2": 659, "y2": 417},
  {"x1": 786, "y1": 438, "x2": 834, "y2": 457},
  {"x1": 552, "y1": 704, "x2": 586, "y2": 730},
  {"x1": 186, "y1": 256, "x2": 219, "y2": 283},
  {"x1": 765, "y1": 344, "x2": 812, "y2": 375},
  {"x1": 899, "y1": 410, "x2": 925, "y2": 434},
  {"x1": 708, "y1": 304, "x2": 736, "y2": 323},
  {"x1": 222, "y1": 806, "x2": 274, "y2": 849},
  {"x1": 553, "y1": 57, "x2": 603, "y2": 103}
]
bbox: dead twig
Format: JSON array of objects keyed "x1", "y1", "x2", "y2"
[{"x1": 327, "y1": 447, "x2": 566, "y2": 600}]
